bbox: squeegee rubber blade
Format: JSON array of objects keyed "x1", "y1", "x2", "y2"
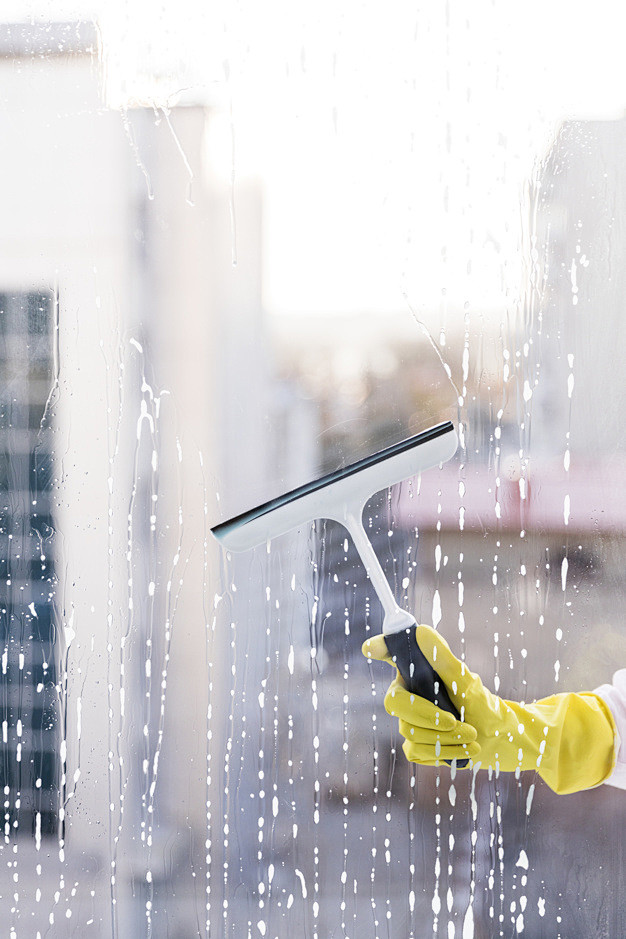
[{"x1": 211, "y1": 421, "x2": 457, "y2": 552}]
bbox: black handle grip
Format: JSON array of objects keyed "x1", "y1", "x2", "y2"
[{"x1": 384, "y1": 626, "x2": 469, "y2": 769}]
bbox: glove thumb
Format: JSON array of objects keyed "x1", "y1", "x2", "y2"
[{"x1": 361, "y1": 633, "x2": 394, "y2": 666}]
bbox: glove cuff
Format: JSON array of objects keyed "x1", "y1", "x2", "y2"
[
  {"x1": 594, "y1": 670, "x2": 626, "y2": 790},
  {"x1": 534, "y1": 691, "x2": 618, "y2": 794}
]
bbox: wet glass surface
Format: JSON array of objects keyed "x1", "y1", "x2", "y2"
[{"x1": 0, "y1": 6, "x2": 625, "y2": 938}]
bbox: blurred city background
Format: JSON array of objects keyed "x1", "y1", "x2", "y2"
[{"x1": 0, "y1": 4, "x2": 625, "y2": 938}]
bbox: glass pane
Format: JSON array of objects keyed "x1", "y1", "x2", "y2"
[{"x1": 1, "y1": 5, "x2": 625, "y2": 937}]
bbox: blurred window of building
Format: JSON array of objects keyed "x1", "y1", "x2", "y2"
[{"x1": 0, "y1": 291, "x2": 60, "y2": 841}]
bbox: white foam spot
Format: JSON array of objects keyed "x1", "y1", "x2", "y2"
[
  {"x1": 432, "y1": 590, "x2": 442, "y2": 628},
  {"x1": 516, "y1": 849, "x2": 529, "y2": 870},
  {"x1": 295, "y1": 868, "x2": 307, "y2": 898}
]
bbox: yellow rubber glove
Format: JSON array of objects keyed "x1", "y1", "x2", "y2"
[{"x1": 362, "y1": 624, "x2": 618, "y2": 795}]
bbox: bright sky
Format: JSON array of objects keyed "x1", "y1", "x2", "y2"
[{"x1": 5, "y1": 1, "x2": 626, "y2": 321}]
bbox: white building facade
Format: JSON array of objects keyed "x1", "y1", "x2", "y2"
[{"x1": 0, "y1": 19, "x2": 279, "y2": 936}]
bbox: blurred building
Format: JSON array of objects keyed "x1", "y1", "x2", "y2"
[
  {"x1": 0, "y1": 18, "x2": 308, "y2": 936},
  {"x1": 531, "y1": 117, "x2": 626, "y2": 458}
]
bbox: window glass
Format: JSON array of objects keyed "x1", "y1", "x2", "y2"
[{"x1": 1, "y1": 5, "x2": 625, "y2": 937}]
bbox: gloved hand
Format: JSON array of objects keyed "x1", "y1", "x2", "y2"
[{"x1": 362, "y1": 624, "x2": 617, "y2": 795}]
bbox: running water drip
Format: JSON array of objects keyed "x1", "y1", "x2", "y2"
[{"x1": 403, "y1": 293, "x2": 462, "y2": 405}]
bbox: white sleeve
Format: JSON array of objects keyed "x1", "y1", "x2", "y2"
[{"x1": 594, "y1": 669, "x2": 626, "y2": 790}]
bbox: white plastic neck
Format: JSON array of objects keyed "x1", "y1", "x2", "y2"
[{"x1": 341, "y1": 508, "x2": 416, "y2": 636}]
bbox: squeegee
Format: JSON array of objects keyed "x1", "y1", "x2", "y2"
[{"x1": 211, "y1": 420, "x2": 465, "y2": 764}]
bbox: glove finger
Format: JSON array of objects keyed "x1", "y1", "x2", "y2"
[
  {"x1": 398, "y1": 718, "x2": 478, "y2": 748},
  {"x1": 384, "y1": 678, "x2": 457, "y2": 732},
  {"x1": 403, "y1": 737, "x2": 481, "y2": 765},
  {"x1": 361, "y1": 633, "x2": 393, "y2": 665},
  {"x1": 415, "y1": 624, "x2": 478, "y2": 702}
]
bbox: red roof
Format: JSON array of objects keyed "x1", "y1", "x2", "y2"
[{"x1": 395, "y1": 459, "x2": 626, "y2": 535}]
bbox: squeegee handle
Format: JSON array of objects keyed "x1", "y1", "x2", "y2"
[{"x1": 384, "y1": 627, "x2": 469, "y2": 769}]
